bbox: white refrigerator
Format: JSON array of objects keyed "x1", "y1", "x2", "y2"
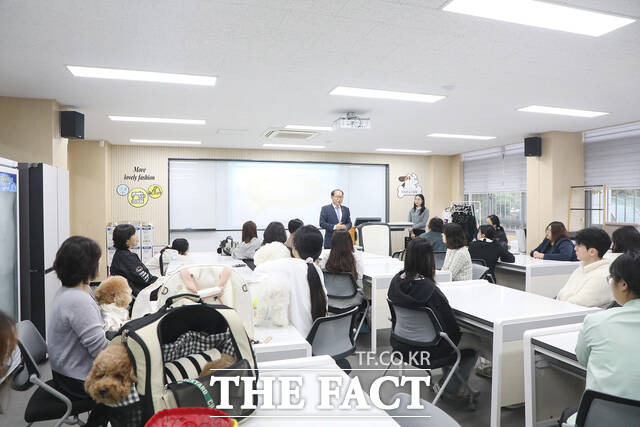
[{"x1": 19, "y1": 163, "x2": 69, "y2": 337}]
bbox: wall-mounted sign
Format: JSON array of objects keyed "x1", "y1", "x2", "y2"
[
  {"x1": 123, "y1": 166, "x2": 156, "y2": 182},
  {"x1": 128, "y1": 187, "x2": 149, "y2": 208},
  {"x1": 116, "y1": 184, "x2": 129, "y2": 196},
  {"x1": 148, "y1": 184, "x2": 163, "y2": 199},
  {"x1": 397, "y1": 173, "x2": 422, "y2": 198}
]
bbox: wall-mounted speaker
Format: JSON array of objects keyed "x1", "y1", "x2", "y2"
[
  {"x1": 524, "y1": 136, "x2": 541, "y2": 157},
  {"x1": 60, "y1": 111, "x2": 84, "y2": 139}
]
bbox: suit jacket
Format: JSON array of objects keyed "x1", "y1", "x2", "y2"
[{"x1": 319, "y1": 204, "x2": 352, "y2": 248}]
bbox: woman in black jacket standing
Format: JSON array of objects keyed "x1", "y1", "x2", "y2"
[
  {"x1": 387, "y1": 238, "x2": 479, "y2": 401},
  {"x1": 109, "y1": 224, "x2": 158, "y2": 296}
]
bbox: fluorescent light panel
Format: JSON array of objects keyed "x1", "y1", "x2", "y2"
[
  {"x1": 427, "y1": 133, "x2": 495, "y2": 140},
  {"x1": 376, "y1": 148, "x2": 432, "y2": 154},
  {"x1": 263, "y1": 143, "x2": 325, "y2": 149},
  {"x1": 110, "y1": 116, "x2": 205, "y2": 125},
  {"x1": 284, "y1": 125, "x2": 333, "y2": 132},
  {"x1": 67, "y1": 66, "x2": 217, "y2": 86},
  {"x1": 330, "y1": 86, "x2": 445, "y2": 103},
  {"x1": 130, "y1": 139, "x2": 202, "y2": 145},
  {"x1": 518, "y1": 105, "x2": 609, "y2": 118},
  {"x1": 443, "y1": 0, "x2": 635, "y2": 37}
]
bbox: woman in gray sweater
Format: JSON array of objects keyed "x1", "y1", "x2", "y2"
[
  {"x1": 408, "y1": 193, "x2": 429, "y2": 237},
  {"x1": 49, "y1": 236, "x2": 109, "y2": 420}
]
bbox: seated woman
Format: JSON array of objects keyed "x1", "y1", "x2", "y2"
[
  {"x1": 486, "y1": 215, "x2": 508, "y2": 250},
  {"x1": 468, "y1": 224, "x2": 515, "y2": 274},
  {"x1": 0, "y1": 311, "x2": 18, "y2": 414},
  {"x1": 531, "y1": 221, "x2": 577, "y2": 261},
  {"x1": 253, "y1": 225, "x2": 328, "y2": 337},
  {"x1": 232, "y1": 221, "x2": 261, "y2": 260},
  {"x1": 606, "y1": 225, "x2": 640, "y2": 261},
  {"x1": 565, "y1": 251, "x2": 640, "y2": 424},
  {"x1": 146, "y1": 237, "x2": 190, "y2": 277},
  {"x1": 419, "y1": 217, "x2": 446, "y2": 252},
  {"x1": 253, "y1": 221, "x2": 291, "y2": 266},
  {"x1": 387, "y1": 238, "x2": 479, "y2": 399},
  {"x1": 49, "y1": 236, "x2": 109, "y2": 422},
  {"x1": 320, "y1": 230, "x2": 363, "y2": 280},
  {"x1": 284, "y1": 218, "x2": 304, "y2": 252},
  {"x1": 109, "y1": 224, "x2": 158, "y2": 296},
  {"x1": 442, "y1": 223, "x2": 473, "y2": 281}
]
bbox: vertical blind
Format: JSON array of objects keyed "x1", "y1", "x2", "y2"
[{"x1": 463, "y1": 143, "x2": 526, "y2": 193}]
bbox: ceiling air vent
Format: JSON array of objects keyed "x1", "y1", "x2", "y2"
[{"x1": 263, "y1": 129, "x2": 318, "y2": 140}]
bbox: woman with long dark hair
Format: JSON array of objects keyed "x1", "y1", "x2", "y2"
[
  {"x1": 322, "y1": 230, "x2": 363, "y2": 279},
  {"x1": 253, "y1": 225, "x2": 327, "y2": 336},
  {"x1": 486, "y1": 215, "x2": 508, "y2": 250},
  {"x1": 531, "y1": 221, "x2": 577, "y2": 261},
  {"x1": 407, "y1": 193, "x2": 429, "y2": 237},
  {"x1": 232, "y1": 221, "x2": 261, "y2": 259},
  {"x1": 254, "y1": 221, "x2": 291, "y2": 265}
]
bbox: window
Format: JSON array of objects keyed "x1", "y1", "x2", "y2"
[
  {"x1": 463, "y1": 143, "x2": 527, "y2": 230},
  {"x1": 465, "y1": 191, "x2": 526, "y2": 231},
  {"x1": 608, "y1": 188, "x2": 640, "y2": 224}
]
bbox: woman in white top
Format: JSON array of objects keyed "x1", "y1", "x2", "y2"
[
  {"x1": 320, "y1": 230, "x2": 364, "y2": 280},
  {"x1": 253, "y1": 221, "x2": 290, "y2": 266},
  {"x1": 146, "y1": 238, "x2": 189, "y2": 277},
  {"x1": 442, "y1": 222, "x2": 473, "y2": 281},
  {"x1": 232, "y1": 221, "x2": 261, "y2": 260},
  {"x1": 253, "y1": 225, "x2": 328, "y2": 337},
  {"x1": 605, "y1": 225, "x2": 640, "y2": 262}
]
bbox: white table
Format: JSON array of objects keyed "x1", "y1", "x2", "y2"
[
  {"x1": 362, "y1": 256, "x2": 452, "y2": 353},
  {"x1": 496, "y1": 254, "x2": 580, "y2": 298},
  {"x1": 523, "y1": 324, "x2": 585, "y2": 427},
  {"x1": 439, "y1": 280, "x2": 598, "y2": 427},
  {"x1": 164, "y1": 251, "x2": 247, "y2": 276},
  {"x1": 246, "y1": 356, "x2": 400, "y2": 426},
  {"x1": 252, "y1": 325, "x2": 312, "y2": 363}
]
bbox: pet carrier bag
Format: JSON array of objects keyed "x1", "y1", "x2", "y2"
[
  {"x1": 117, "y1": 294, "x2": 258, "y2": 425},
  {"x1": 156, "y1": 264, "x2": 254, "y2": 338}
]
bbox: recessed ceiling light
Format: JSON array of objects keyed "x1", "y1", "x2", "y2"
[
  {"x1": 330, "y1": 86, "x2": 445, "y2": 103},
  {"x1": 376, "y1": 148, "x2": 432, "y2": 154},
  {"x1": 517, "y1": 105, "x2": 609, "y2": 118},
  {"x1": 109, "y1": 116, "x2": 206, "y2": 125},
  {"x1": 427, "y1": 133, "x2": 496, "y2": 140},
  {"x1": 284, "y1": 125, "x2": 333, "y2": 132},
  {"x1": 129, "y1": 139, "x2": 202, "y2": 145},
  {"x1": 443, "y1": 0, "x2": 635, "y2": 37},
  {"x1": 67, "y1": 66, "x2": 217, "y2": 86},
  {"x1": 263, "y1": 143, "x2": 326, "y2": 149}
]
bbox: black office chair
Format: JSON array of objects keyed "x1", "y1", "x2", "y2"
[
  {"x1": 384, "y1": 299, "x2": 479, "y2": 408},
  {"x1": 392, "y1": 250, "x2": 405, "y2": 261},
  {"x1": 570, "y1": 390, "x2": 640, "y2": 427},
  {"x1": 12, "y1": 320, "x2": 95, "y2": 426},
  {"x1": 471, "y1": 259, "x2": 495, "y2": 283},
  {"x1": 306, "y1": 307, "x2": 358, "y2": 373},
  {"x1": 434, "y1": 252, "x2": 447, "y2": 270},
  {"x1": 322, "y1": 271, "x2": 369, "y2": 341}
]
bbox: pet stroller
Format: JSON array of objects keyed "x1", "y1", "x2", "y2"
[{"x1": 109, "y1": 294, "x2": 258, "y2": 426}]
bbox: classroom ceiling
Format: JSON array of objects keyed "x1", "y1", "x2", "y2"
[{"x1": 1, "y1": 0, "x2": 640, "y2": 155}]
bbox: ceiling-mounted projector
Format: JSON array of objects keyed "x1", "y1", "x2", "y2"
[{"x1": 333, "y1": 112, "x2": 371, "y2": 129}]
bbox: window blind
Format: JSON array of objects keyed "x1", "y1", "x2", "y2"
[
  {"x1": 584, "y1": 136, "x2": 640, "y2": 188},
  {"x1": 463, "y1": 143, "x2": 526, "y2": 193}
]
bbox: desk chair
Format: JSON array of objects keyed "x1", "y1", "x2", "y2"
[
  {"x1": 357, "y1": 222, "x2": 391, "y2": 256},
  {"x1": 12, "y1": 320, "x2": 95, "y2": 426},
  {"x1": 322, "y1": 271, "x2": 369, "y2": 340},
  {"x1": 471, "y1": 263, "x2": 491, "y2": 281},
  {"x1": 564, "y1": 390, "x2": 640, "y2": 427},
  {"x1": 306, "y1": 307, "x2": 358, "y2": 373},
  {"x1": 384, "y1": 299, "x2": 478, "y2": 408},
  {"x1": 471, "y1": 259, "x2": 495, "y2": 283},
  {"x1": 434, "y1": 252, "x2": 446, "y2": 270},
  {"x1": 386, "y1": 393, "x2": 460, "y2": 427},
  {"x1": 392, "y1": 250, "x2": 405, "y2": 261}
]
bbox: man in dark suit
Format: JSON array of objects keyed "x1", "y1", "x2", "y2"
[{"x1": 319, "y1": 189, "x2": 352, "y2": 249}]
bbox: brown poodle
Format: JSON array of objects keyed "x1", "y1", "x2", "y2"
[
  {"x1": 85, "y1": 343, "x2": 137, "y2": 406},
  {"x1": 94, "y1": 275, "x2": 132, "y2": 307},
  {"x1": 199, "y1": 353, "x2": 237, "y2": 377}
]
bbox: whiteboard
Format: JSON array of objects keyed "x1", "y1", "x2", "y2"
[{"x1": 169, "y1": 160, "x2": 388, "y2": 230}]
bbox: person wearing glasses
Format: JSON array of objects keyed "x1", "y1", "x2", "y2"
[
  {"x1": 319, "y1": 189, "x2": 352, "y2": 249},
  {"x1": 556, "y1": 227, "x2": 612, "y2": 308}
]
